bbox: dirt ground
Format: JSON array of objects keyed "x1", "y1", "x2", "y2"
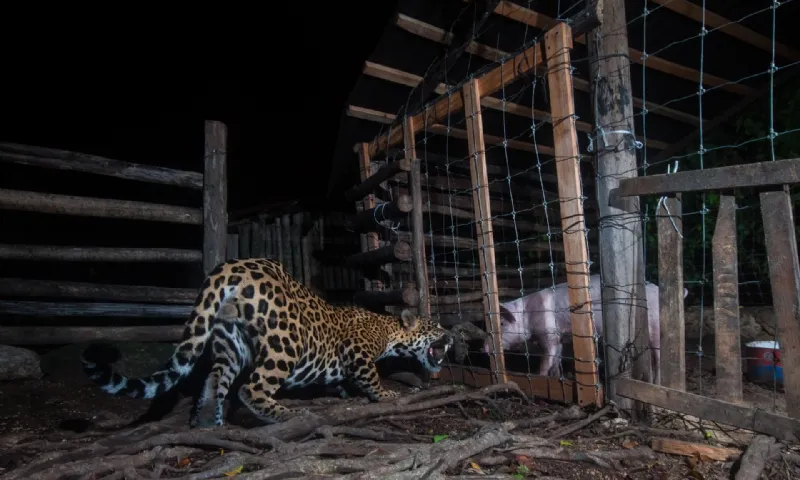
[{"x1": 1, "y1": 372, "x2": 792, "y2": 480}]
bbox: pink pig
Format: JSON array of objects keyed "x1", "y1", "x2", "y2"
[{"x1": 483, "y1": 275, "x2": 688, "y2": 385}]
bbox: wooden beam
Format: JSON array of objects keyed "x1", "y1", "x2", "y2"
[
  {"x1": 657, "y1": 195, "x2": 685, "y2": 390},
  {"x1": 614, "y1": 158, "x2": 800, "y2": 198},
  {"x1": 203, "y1": 120, "x2": 228, "y2": 275},
  {"x1": 344, "y1": 156, "x2": 412, "y2": 203},
  {"x1": 392, "y1": 0, "x2": 502, "y2": 120},
  {"x1": 0, "y1": 188, "x2": 202, "y2": 224},
  {"x1": 760, "y1": 188, "x2": 800, "y2": 419},
  {"x1": 713, "y1": 195, "x2": 743, "y2": 404},
  {"x1": 0, "y1": 325, "x2": 185, "y2": 346},
  {"x1": 650, "y1": 0, "x2": 800, "y2": 62},
  {"x1": 0, "y1": 278, "x2": 196, "y2": 304},
  {"x1": 462, "y1": 78, "x2": 507, "y2": 385},
  {"x1": 344, "y1": 195, "x2": 413, "y2": 234},
  {"x1": 404, "y1": 116, "x2": 430, "y2": 318},
  {"x1": 616, "y1": 378, "x2": 800, "y2": 442},
  {"x1": 0, "y1": 142, "x2": 203, "y2": 189},
  {"x1": 344, "y1": 242, "x2": 412, "y2": 269},
  {"x1": 0, "y1": 244, "x2": 201, "y2": 262},
  {"x1": 356, "y1": 142, "x2": 384, "y2": 292},
  {"x1": 0, "y1": 300, "x2": 191, "y2": 317},
  {"x1": 353, "y1": 286, "x2": 419, "y2": 310},
  {"x1": 545, "y1": 23, "x2": 599, "y2": 407},
  {"x1": 489, "y1": 0, "x2": 755, "y2": 95}
]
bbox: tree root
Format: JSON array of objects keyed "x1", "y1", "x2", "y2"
[{"x1": 1, "y1": 382, "x2": 667, "y2": 480}]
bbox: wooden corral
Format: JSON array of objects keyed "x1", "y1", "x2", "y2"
[
  {"x1": 334, "y1": 0, "x2": 800, "y2": 420},
  {"x1": 228, "y1": 207, "x2": 365, "y2": 305},
  {"x1": 0, "y1": 121, "x2": 228, "y2": 345}
]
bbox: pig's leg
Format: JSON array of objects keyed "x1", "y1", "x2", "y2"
[
  {"x1": 548, "y1": 343, "x2": 564, "y2": 378},
  {"x1": 537, "y1": 331, "x2": 561, "y2": 377}
]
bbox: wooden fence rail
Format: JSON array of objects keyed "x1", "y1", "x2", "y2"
[{"x1": 0, "y1": 120, "x2": 227, "y2": 346}]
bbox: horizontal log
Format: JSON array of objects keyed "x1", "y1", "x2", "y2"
[
  {"x1": 431, "y1": 301, "x2": 484, "y2": 314},
  {"x1": 345, "y1": 195, "x2": 413, "y2": 234},
  {"x1": 613, "y1": 157, "x2": 800, "y2": 198},
  {"x1": 0, "y1": 325, "x2": 184, "y2": 345},
  {"x1": 0, "y1": 142, "x2": 203, "y2": 189},
  {"x1": 344, "y1": 242, "x2": 412, "y2": 269},
  {"x1": 344, "y1": 158, "x2": 412, "y2": 203},
  {"x1": 0, "y1": 244, "x2": 202, "y2": 262},
  {"x1": 431, "y1": 288, "x2": 521, "y2": 305},
  {"x1": 396, "y1": 232, "x2": 564, "y2": 254},
  {"x1": 0, "y1": 188, "x2": 202, "y2": 224},
  {"x1": 434, "y1": 310, "x2": 486, "y2": 327},
  {"x1": 0, "y1": 300, "x2": 192, "y2": 317},
  {"x1": 0, "y1": 278, "x2": 197, "y2": 304},
  {"x1": 353, "y1": 286, "x2": 419, "y2": 310},
  {"x1": 616, "y1": 378, "x2": 800, "y2": 443},
  {"x1": 431, "y1": 276, "x2": 567, "y2": 291}
]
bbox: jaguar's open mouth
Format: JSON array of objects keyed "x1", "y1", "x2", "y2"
[{"x1": 426, "y1": 337, "x2": 452, "y2": 368}]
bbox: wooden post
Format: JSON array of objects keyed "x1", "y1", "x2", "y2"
[
  {"x1": 657, "y1": 195, "x2": 685, "y2": 390},
  {"x1": 462, "y1": 78, "x2": 507, "y2": 385},
  {"x1": 226, "y1": 233, "x2": 239, "y2": 260},
  {"x1": 250, "y1": 219, "x2": 265, "y2": 257},
  {"x1": 238, "y1": 223, "x2": 251, "y2": 257},
  {"x1": 292, "y1": 212, "x2": 305, "y2": 284},
  {"x1": 281, "y1": 214, "x2": 292, "y2": 275},
  {"x1": 713, "y1": 195, "x2": 743, "y2": 403},
  {"x1": 546, "y1": 22, "x2": 600, "y2": 407},
  {"x1": 356, "y1": 143, "x2": 384, "y2": 293},
  {"x1": 585, "y1": 0, "x2": 645, "y2": 410},
  {"x1": 274, "y1": 217, "x2": 284, "y2": 266},
  {"x1": 760, "y1": 187, "x2": 800, "y2": 419},
  {"x1": 203, "y1": 120, "x2": 228, "y2": 275},
  {"x1": 403, "y1": 116, "x2": 430, "y2": 318}
]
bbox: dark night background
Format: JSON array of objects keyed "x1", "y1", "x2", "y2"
[{"x1": 0, "y1": 4, "x2": 400, "y2": 291}]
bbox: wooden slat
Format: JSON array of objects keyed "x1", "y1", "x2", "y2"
[
  {"x1": 650, "y1": 0, "x2": 800, "y2": 62},
  {"x1": 462, "y1": 78, "x2": 507, "y2": 385},
  {"x1": 490, "y1": 0, "x2": 755, "y2": 96},
  {"x1": 404, "y1": 116, "x2": 430, "y2": 318},
  {"x1": 0, "y1": 300, "x2": 191, "y2": 317},
  {"x1": 0, "y1": 278, "x2": 197, "y2": 304},
  {"x1": 616, "y1": 378, "x2": 800, "y2": 442},
  {"x1": 657, "y1": 195, "x2": 685, "y2": 390},
  {"x1": 0, "y1": 142, "x2": 202, "y2": 189},
  {"x1": 544, "y1": 23, "x2": 599, "y2": 407},
  {"x1": 713, "y1": 195, "x2": 743, "y2": 404},
  {"x1": 614, "y1": 158, "x2": 800, "y2": 197},
  {"x1": 439, "y1": 364, "x2": 576, "y2": 403},
  {"x1": 0, "y1": 244, "x2": 201, "y2": 262},
  {"x1": 203, "y1": 120, "x2": 228, "y2": 275},
  {"x1": 0, "y1": 188, "x2": 202, "y2": 224},
  {"x1": 0, "y1": 325, "x2": 185, "y2": 345},
  {"x1": 760, "y1": 188, "x2": 800, "y2": 419}
]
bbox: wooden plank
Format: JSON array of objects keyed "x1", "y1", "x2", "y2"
[
  {"x1": 657, "y1": 195, "x2": 685, "y2": 390},
  {"x1": 356, "y1": 142, "x2": 384, "y2": 292},
  {"x1": 392, "y1": 1, "x2": 502, "y2": 120},
  {"x1": 292, "y1": 212, "x2": 305, "y2": 284},
  {"x1": 0, "y1": 300, "x2": 191, "y2": 317},
  {"x1": 0, "y1": 278, "x2": 196, "y2": 304},
  {"x1": 404, "y1": 116, "x2": 430, "y2": 318},
  {"x1": 226, "y1": 233, "x2": 239, "y2": 261},
  {"x1": 0, "y1": 325, "x2": 185, "y2": 346},
  {"x1": 0, "y1": 142, "x2": 203, "y2": 189},
  {"x1": 544, "y1": 23, "x2": 599, "y2": 407},
  {"x1": 281, "y1": 214, "x2": 293, "y2": 276},
  {"x1": 616, "y1": 158, "x2": 800, "y2": 198},
  {"x1": 439, "y1": 364, "x2": 574, "y2": 403},
  {"x1": 0, "y1": 244, "x2": 201, "y2": 262},
  {"x1": 616, "y1": 378, "x2": 800, "y2": 442},
  {"x1": 650, "y1": 0, "x2": 800, "y2": 62},
  {"x1": 713, "y1": 195, "x2": 743, "y2": 404},
  {"x1": 203, "y1": 120, "x2": 228, "y2": 275},
  {"x1": 760, "y1": 188, "x2": 800, "y2": 419},
  {"x1": 0, "y1": 188, "x2": 202, "y2": 224},
  {"x1": 489, "y1": 0, "x2": 754, "y2": 96},
  {"x1": 462, "y1": 78, "x2": 507, "y2": 385}
]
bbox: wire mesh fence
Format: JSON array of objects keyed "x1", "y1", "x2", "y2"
[{"x1": 350, "y1": 0, "x2": 800, "y2": 423}]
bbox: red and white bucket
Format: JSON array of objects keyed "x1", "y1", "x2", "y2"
[{"x1": 745, "y1": 340, "x2": 783, "y2": 385}]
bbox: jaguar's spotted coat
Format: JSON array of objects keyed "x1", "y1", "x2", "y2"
[{"x1": 81, "y1": 258, "x2": 453, "y2": 426}]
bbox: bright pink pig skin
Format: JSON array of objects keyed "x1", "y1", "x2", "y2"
[{"x1": 483, "y1": 275, "x2": 687, "y2": 384}]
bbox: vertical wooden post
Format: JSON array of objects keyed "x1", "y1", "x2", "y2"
[
  {"x1": 302, "y1": 213, "x2": 313, "y2": 288},
  {"x1": 462, "y1": 78, "x2": 507, "y2": 385},
  {"x1": 251, "y1": 218, "x2": 265, "y2": 258},
  {"x1": 203, "y1": 120, "x2": 228, "y2": 275},
  {"x1": 713, "y1": 194, "x2": 742, "y2": 403},
  {"x1": 238, "y1": 223, "x2": 251, "y2": 258},
  {"x1": 274, "y1": 218, "x2": 284, "y2": 266},
  {"x1": 657, "y1": 195, "x2": 685, "y2": 390},
  {"x1": 292, "y1": 212, "x2": 305, "y2": 284},
  {"x1": 760, "y1": 187, "x2": 800, "y2": 419},
  {"x1": 226, "y1": 233, "x2": 239, "y2": 261},
  {"x1": 281, "y1": 214, "x2": 293, "y2": 276},
  {"x1": 586, "y1": 0, "x2": 646, "y2": 411},
  {"x1": 545, "y1": 23, "x2": 599, "y2": 407},
  {"x1": 356, "y1": 143, "x2": 384, "y2": 293},
  {"x1": 403, "y1": 116, "x2": 430, "y2": 318}
]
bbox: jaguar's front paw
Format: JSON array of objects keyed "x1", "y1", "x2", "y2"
[{"x1": 378, "y1": 389, "x2": 401, "y2": 401}]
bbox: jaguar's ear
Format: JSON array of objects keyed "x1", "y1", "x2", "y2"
[{"x1": 400, "y1": 309, "x2": 418, "y2": 330}]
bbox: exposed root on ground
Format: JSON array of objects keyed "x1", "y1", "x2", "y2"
[{"x1": 3, "y1": 381, "x2": 781, "y2": 480}]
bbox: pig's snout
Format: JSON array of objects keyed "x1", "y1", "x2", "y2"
[{"x1": 482, "y1": 339, "x2": 492, "y2": 354}]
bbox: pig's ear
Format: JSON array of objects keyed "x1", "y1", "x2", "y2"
[{"x1": 499, "y1": 304, "x2": 515, "y2": 323}]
